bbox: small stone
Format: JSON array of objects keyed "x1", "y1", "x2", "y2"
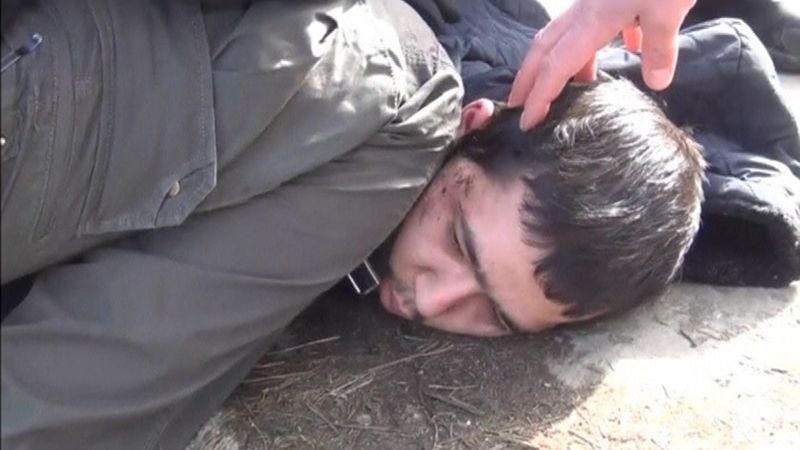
[{"x1": 354, "y1": 413, "x2": 372, "y2": 427}]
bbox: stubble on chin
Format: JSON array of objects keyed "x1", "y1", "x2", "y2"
[{"x1": 388, "y1": 274, "x2": 423, "y2": 323}]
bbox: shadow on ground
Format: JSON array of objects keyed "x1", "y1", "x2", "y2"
[{"x1": 189, "y1": 280, "x2": 798, "y2": 449}]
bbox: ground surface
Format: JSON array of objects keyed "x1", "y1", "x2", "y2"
[
  {"x1": 189, "y1": 281, "x2": 799, "y2": 450},
  {"x1": 188, "y1": 77, "x2": 800, "y2": 450}
]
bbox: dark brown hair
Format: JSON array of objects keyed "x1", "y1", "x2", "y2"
[{"x1": 457, "y1": 78, "x2": 705, "y2": 317}]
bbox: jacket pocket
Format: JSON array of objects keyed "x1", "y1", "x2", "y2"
[
  {"x1": 1, "y1": 36, "x2": 22, "y2": 206},
  {"x1": 0, "y1": 26, "x2": 61, "y2": 244},
  {"x1": 76, "y1": 0, "x2": 217, "y2": 235}
]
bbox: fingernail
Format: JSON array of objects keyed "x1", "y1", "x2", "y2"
[
  {"x1": 519, "y1": 111, "x2": 528, "y2": 130},
  {"x1": 648, "y1": 68, "x2": 672, "y2": 90}
]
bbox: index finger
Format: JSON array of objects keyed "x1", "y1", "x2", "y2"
[
  {"x1": 508, "y1": 8, "x2": 576, "y2": 108},
  {"x1": 519, "y1": 21, "x2": 620, "y2": 129}
]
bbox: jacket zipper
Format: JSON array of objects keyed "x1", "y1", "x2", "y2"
[{"x1": 1, "y1": 33, "x2": 43, "y2": 73}]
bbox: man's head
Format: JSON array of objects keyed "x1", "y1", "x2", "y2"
[{"x1": 380, "y1": 78, "x2": 705, "y2": 336}]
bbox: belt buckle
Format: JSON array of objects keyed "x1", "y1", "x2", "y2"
[{"x1": 347, "y1": 259, "x2": 380, "y2": 296}]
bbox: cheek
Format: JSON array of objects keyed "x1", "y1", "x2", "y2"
[
  {"x1": 388, "y1": 163, "x2": 474, "y2": 272},
  {"x1": 389, "y1": 203, "x2": 440, "y2": 270}
]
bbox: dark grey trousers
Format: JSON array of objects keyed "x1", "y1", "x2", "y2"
[
  {"x1": 1, "y1": 124, "x2": 440, "y2": 450},
  {"x1": 0, "y1": 1, "x2": 460, "y2": 448},
  {"x1": 2, "y1": 180, "x2": 417, "y2": 449}
]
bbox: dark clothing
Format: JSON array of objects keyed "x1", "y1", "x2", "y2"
[
  {"x1": 604, "y1": 20, "x2": 800, "y2": 286},
  {"x1": 1, "y1": 0, "x2": 461, "y2": 283},
  {"x1": 687, "y1": 0, "x2": 800, "y2": 72},
  {"x1": 2, "y1": 1, "x2": 217, "y2": 282},
  {"x1": 407, "y1": 0, "x2": 800, "y2": 287},
  {"x1": 1, "y1": 1, "x2": 462, "y2": 449}
]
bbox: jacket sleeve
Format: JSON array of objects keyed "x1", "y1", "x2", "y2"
[{"x1": 196, "y1": 0, "x2": 462, "y2": 213}]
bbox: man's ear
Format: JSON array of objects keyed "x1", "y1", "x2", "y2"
[{"x1": 458, "y1": 99, "x2": 495, "y2": 136}]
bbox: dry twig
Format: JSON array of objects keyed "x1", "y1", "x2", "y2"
[
  {"x1": 267, "y1": 336, "x2": 341, "y2": 355},
  {"x1": 252, "y1": 360, "x2": 286, "y2": 370},
  {"x1": 243, "y1": 402, "x2": 270, "y2": 449},
  {"x1": 424, "y1": 390, "x2": 484, "y2": 417},
  {"x1": 330, "y1": 344, "x2": 454, "y2": 397},
  {"x1": 243, "y1": 370, "x2": 315, "y2": 385},
  {"x1": 481, "y1": 429, "x2": 540, "y2": 449},
  {"x1": 569, "y1": 429, "x2": 600, "y2": 449},
  {"x1": 334, "y1": 423, "x2": 395, "y2": 433},
  {"x1": 304, "y1": 400, "x2": 338, "y2": 434},
  {"x1": 366, "y1": 344, "x2": 453, "y2": 373},
  {"x1": 678, "y1": 328, "x2": 698, "y2": 347},
  {"x1": 428, "y1": 384, "x2": 478, "y2": 391}
]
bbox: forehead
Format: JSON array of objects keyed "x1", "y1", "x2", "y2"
[{"x1": 463, "y1": 170, "x2": 567, "y2": 331}]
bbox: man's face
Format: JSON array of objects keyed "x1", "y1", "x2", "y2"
[{"x1": 380, "y1": 145, "x2": 572, "y2": 336}]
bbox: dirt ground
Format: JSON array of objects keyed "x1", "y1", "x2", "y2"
[
  {"x1": 188, "y1": 280, "x2": 798, "y2": 450},
  {"x1": 188, "y1": 77, "x2": 800, "y2": 450}
]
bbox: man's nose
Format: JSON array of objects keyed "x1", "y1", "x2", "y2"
[{"x1": 414, "y1": 269, "x2": 481, "y2": 318}]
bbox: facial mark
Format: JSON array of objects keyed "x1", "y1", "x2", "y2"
[{"x1": 454, "y1": 170, "x2": 474, "y2": 198}]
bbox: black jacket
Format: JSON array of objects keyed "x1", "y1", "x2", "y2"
[{"x1": 407, "y1": 0, "x2": 800, "y2": 287}]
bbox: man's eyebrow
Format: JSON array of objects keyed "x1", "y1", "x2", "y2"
[{"x1": 457, "y1": 205, "x2": 524, "y2": 333}]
